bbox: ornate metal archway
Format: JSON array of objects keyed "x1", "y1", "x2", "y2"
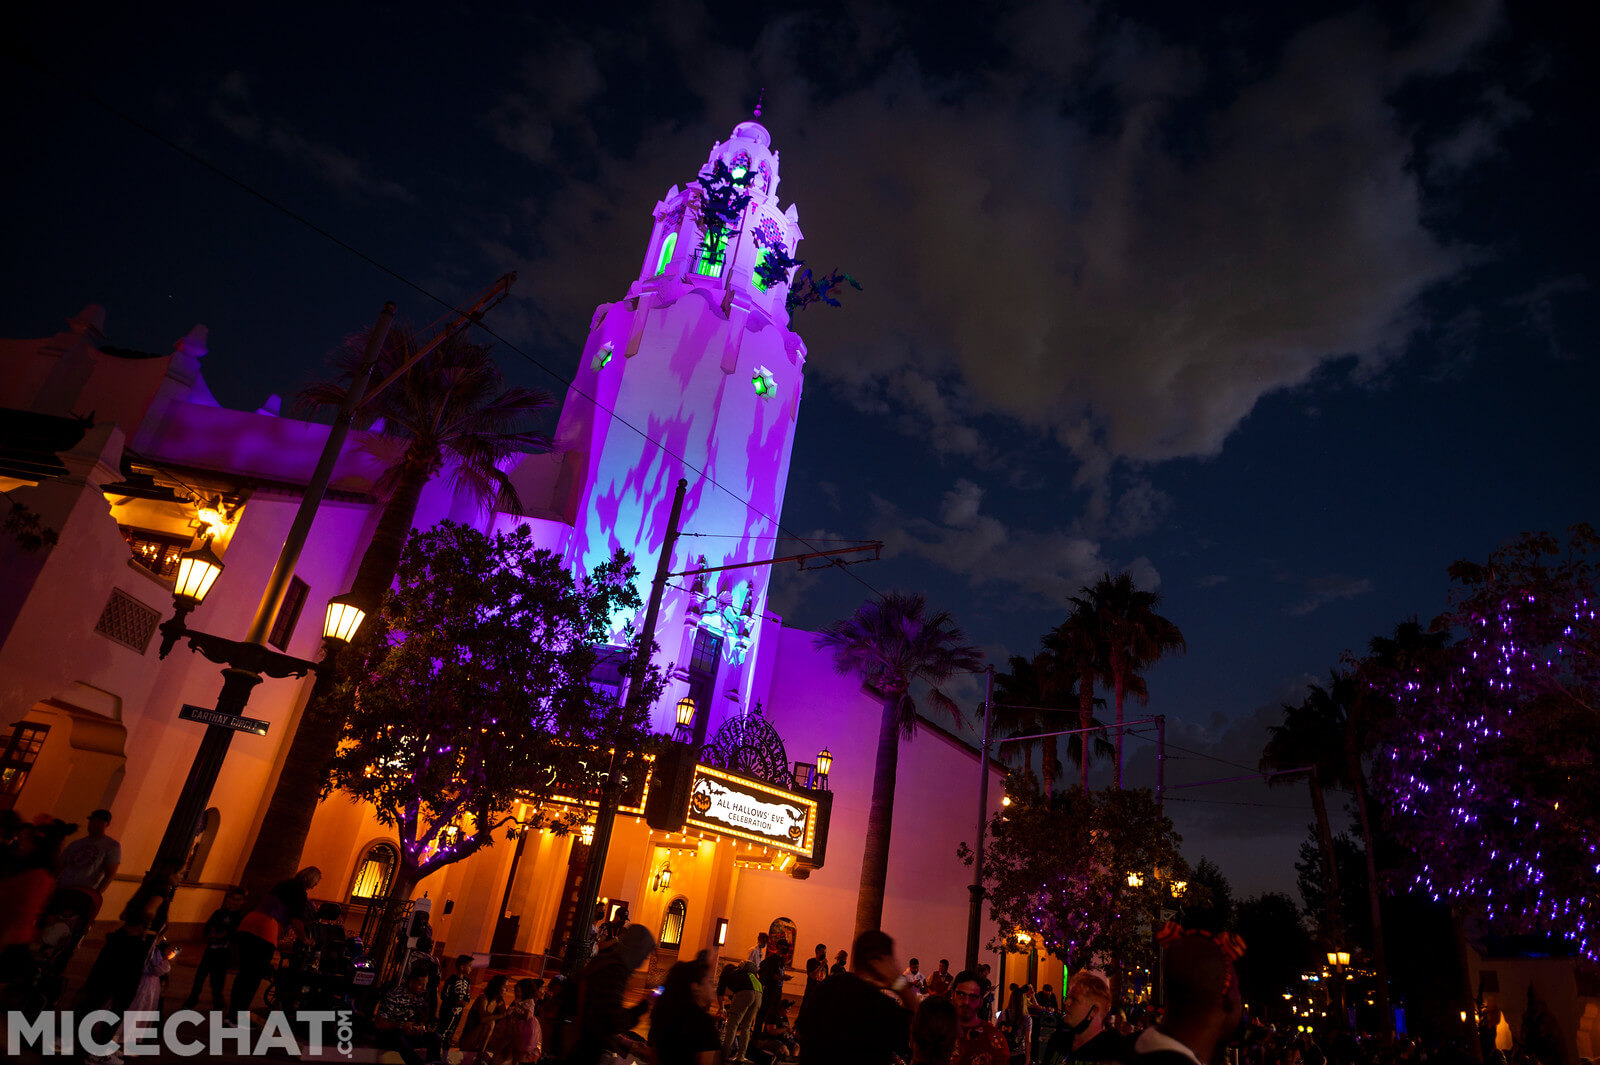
[{"x1": 699, "y1": 701, "x2": 790, "y2": 786}]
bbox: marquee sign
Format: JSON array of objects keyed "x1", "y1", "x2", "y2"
[{"x1": 685, "y1": 764, "x2": 818, "y2": 858}]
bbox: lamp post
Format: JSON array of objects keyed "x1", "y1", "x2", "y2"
[
  {"x1": 674, "y1": 696, "x2": 696, "y2": 741},
  {"x1": 141, "y1": 302, "x2": 394, "y2": 891},
  {"x1": 1327, "y1": 951, "x2": 1351, "y2": 1029},
  {"x1": 815, "y1": 747, "x2": 832, "y2": 789}
]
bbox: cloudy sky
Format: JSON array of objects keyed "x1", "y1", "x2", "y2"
[{"x1": 3, "y1": 0, "x2": 1593, "y2": 899}]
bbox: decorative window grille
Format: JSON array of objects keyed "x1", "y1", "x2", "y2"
[
  {"x1": 659, "y1": 897, "x2": 688, "y2": 948},
  {"x1": 120, "y1": 525, "x2": 191, "y2": 579},
  {"x1": 695, "y1": 232, "x2": 729, "y2": 278},
  {"x1": 0, "y1": 723, "x2": 49, "y2": 808},
  {"x1": 95, "y1": 588, "x2": 161, "y2": 653},
  {"x1": 268, "y1": 576, "x2": 309, "y2": 650},
  {"x1": 350, "y1": 842, "x2": 400, "y2": 900}
]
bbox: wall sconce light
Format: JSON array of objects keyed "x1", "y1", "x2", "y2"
[
  {"x1": 578, "y1": 821, "x2": 596, "y2": 846},
  {"x1": 442, "y1": 824, "x2": 459, "y2": 847},
  {"x1": 653, "y1": 863, "x2": 673, "y2": 892},
  {"x1": 715, "y1": 918, "x2": 729, "y2": 946}
]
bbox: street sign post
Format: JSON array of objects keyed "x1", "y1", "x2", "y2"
[{"x1": 178, "y1": 703, "x2": 270, "y2": 736}]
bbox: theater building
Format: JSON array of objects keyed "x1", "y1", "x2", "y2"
[{"x1": 0, "y1": 119, "x2": 1006, "y2": 975}]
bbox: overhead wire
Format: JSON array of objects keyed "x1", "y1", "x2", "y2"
[{"x1": 20, "y1": 54, "x2": 891, "y2": 602}]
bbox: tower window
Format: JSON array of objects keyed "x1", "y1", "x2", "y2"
[
  {"x1": 593, "y1": 343, "x2": 615, "y2": 371},
  {"x1": 654, "y1": 232, "x2": 677, "y2": 276},
  {"x1": 730, "y1": 152, "x2": 751, "y2": 180},
  {"x1": 695, "y1": 232, "x2": 729, "y2": 278},
  {"x1": 753, "y1": 248, "x2": 772, "y2": 292}
]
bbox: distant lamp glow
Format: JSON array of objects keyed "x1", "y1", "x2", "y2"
[
  {"x1": 1337, "y1": 951, "x2": 1351, "y2": 967},
  {"x1": 1460, "y1": 1011, "x2": 1470, "y2": 1023},
  {"x1": 1016, "y1": 931, "x2": 1032, "y2": 946},
  {"x1": 1171, "y1": 880, "x2": 1187, "y2": 898},
  {"x1": 1002, "y1": 795, "x2": 1012, "y2": 807},
  {"x1": 195, "y1": 505, "x2": 231, "y2": 537},
  {"x1": 173, "y1": 538, "x2": 225, "y2": 606},
  {"x1": 442, "y1": 824, "x2": 459, "y2": 847},
  {"x1": 1127, "y1": 871, "x2": 1145, "y2": 888},
  {"x1": 676, "y1": 696, "x2": 697, "y2": 730},
  {"x1": 323, "y1": 592, "x2": 368, "y2": 644}
]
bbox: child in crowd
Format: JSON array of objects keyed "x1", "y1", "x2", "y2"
[
  {"x1": 439, "y1": 953, "x2": 475, "y2": 1046},
  {"x1": 181, "y1": 887, "x2": 245, "y2": 1011}
]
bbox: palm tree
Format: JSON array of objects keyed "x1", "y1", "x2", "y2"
[
  {"x1": 1087, "y1": 573, "x2": 1186, "y2": 788},
  {"x1": 1044, "y1": 598, "x2": 1111, "y2": 793},
  {"x1": 240, "y1": 326, "x2": 552, "y2": 893},
  {"x1": 814, "y1": 592, "x2": 984, "y2": 941},
  {"x1": 994, "y1": 653, "x2": 1113, "y2": 794},
  {"x1": 1260, "y1": 674, "x2": 1349, "y2": 954}
]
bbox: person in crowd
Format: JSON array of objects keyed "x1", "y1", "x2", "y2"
[
  {"x1": 438, "y1": 954, "x2": 476, "y2": 1045},
  {"x1": 804, "y1": 942, "x2": 829, "y2": 1000},
  {"x1": 927, "y1": 958, "x2": 955, "y2": 999},
  {"x1": 795, "y1": 929, "x2": 918, "y2": 1065},
  {"x1": 230, "y1": 866, "x2": 320, "y2": 1013},
  {"x1": 1035, "y1": 984, "x2": 1060, "y2": 1013},
  {"x1": 83, "y1": 933, "x2": 180, "y2": 1065},
  {"x1": 1006, "y1": 983, "x2": 1037, "y2": 1065},
  {"x1": 489, "y1": 977, "x2": 543, "y2": 1065},
  {"x1": 950, "y1": 969, "x2": 1012, "y2": 1065},
  {"x1": 0, "y1": 817, "x2": 75, "y2": 952},
  {"x1": 759, "y1": 940, "x2": 792, "y2": 1027},
  {"x1": 650, "y1": 951, "x2": 722, "y2": 1065},
  {"x1": 904, "y1": 957, "x2": 928, "y2": 996},
  {"x1": 181, "y1": 886, "x2": 246, "y2": 1011},
  {"x1": 56, "y1": 809, "x2": 121, "y2": 902},
  {"x1": 571, "y1": 923, "x2": 656, "y2": 1065},
  {"x1": 375, "y1": 966, "x2": 446, "y2": 1065},
  {"x1": 1040, "y1": 971, "x2": 1126, "y2": 1065},
  {"x1": 911, "y1": 994, "x2": 961, "y2": 1064},
  {"x1": 748, "y1": 931, "x2": 770, "y2": 967},
  {"x1": 72, "y1": 866, "x2": 181, "y2": 1018},
  {"x1": 723, "y1": 959, "x2": 764, "y2": 1063},
  {"x1": 830, "y1": 948, "x2": 849, "y2": 978},
  {"x1": 757, "y1": 998, "x2": 802, "y2": 1062},
  {"x1": 978, "y1": 964, "x2": 996, "y2": 1019},
  {"x1": 458, "y1": 973, "x2": 509, "y2": 1063},
  {"x1": 1126, "y1": 930, "x2": 1246, "y2": 1065}
]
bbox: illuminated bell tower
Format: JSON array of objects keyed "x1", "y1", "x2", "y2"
[{"x1": 556, "y1": 119, "x2": 807, "y2": 735}]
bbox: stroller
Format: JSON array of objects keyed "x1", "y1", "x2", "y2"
[{"x1": 267, "y1": 902, "x2": 372, "y2": 1013}]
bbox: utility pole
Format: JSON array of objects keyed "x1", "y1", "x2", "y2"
[{"x1": 964, "y1": 665, "x2": 994, "y2": 973}]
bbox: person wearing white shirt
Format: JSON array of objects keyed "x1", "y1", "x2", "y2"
[
  {"x1": 747, "y1": 931, "x2": 769, "y2": 967},
  {"x1": 902, "y1": 957, "x2": 927, "y2": 995}
]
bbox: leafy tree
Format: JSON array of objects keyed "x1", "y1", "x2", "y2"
[
  {"x1": 242, "y1": 329, "x2": 551, "y2": 893},
  {"x1": 1085, "y1": 572, "x2": 1186, "y2": 788},
  {"x1": 328, "y1": 522, "x2": 662, "y2": 954},
  {"x1": 2, "y1": 496, "x2": 58, "y2": 552},
  {"x1": 1180, "y1": 857, "x2": 1235, "y2": 932},
  {"x1": 1369, "y1": 525, "x2": 1600, "y2": 961},
  {"x1": 786, "y1": 268, "x2": 862, "y2": 313},
  {"x1": 962, "y1": 785, "x2": 1187, "y2": 978},
  {"x1": 1234, "y1": 893, "x2": 1315, "y2": 1018},
  {"x1": 814, "y1": 592, "x2": 984, "y2": 941},
  {"x1": 1294, "y1": 830, "x2": 1372, "y2": 951}
]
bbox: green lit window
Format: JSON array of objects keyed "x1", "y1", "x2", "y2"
[
  {"x1": 654, "y1": 232, "x2": 677, "y2": 276},
  {"x1": 753, "y1": 248, "x2": 772, "y2": 292},
  {"x1": 695, "y1": 232, "x2": 728, "y2": 277},
  {"x1": 593, "y1": 343, "x2": 614, "y2": 371}
]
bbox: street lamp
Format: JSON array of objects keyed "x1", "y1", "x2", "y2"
[
  {"x1": 173, "y1": 538, "x2": 225, "y2": 607},
  {"x1": 675, "y1": 696, "x2": 696, "y2": 740},
  {"x1": 1127, "y1": 871, "x2": 1145, "y2": 888},
  {"x1": 322, "y1": 591, "x2": 368, "y2": 644},
  {"x1": 815, "y1": 747, "x2": 832, "y2": 789}
]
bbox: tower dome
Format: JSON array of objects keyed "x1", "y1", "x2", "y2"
[{"x1": 729, "y1": 121, "x2": 771, "y2": 148}]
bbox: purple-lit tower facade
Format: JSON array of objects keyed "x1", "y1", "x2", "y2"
[{"x1": 556, "y1": 120, "x2": 806, "y2": 736}]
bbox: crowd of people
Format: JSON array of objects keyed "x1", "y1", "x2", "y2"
[{"x1": 0, "y1": 816, "x2": 1567, "y2": 1065}]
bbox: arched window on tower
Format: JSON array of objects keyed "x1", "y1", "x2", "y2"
[
  {"x1": 695, "y1": 231, "x2": 728, "y2": 278},
  {"x1": 730, "y1": 152, "x2": 751, "y2": 180},
  {"x1": 752, "y1": 247, "x2": 773, "y2": 291},
  {"x1": 659, "y1": 897, "x2": 688, "y2": 949},
  {"x1": 655, "y1": 231, "x2": 678, "y2": 276},
  {"x1": 349, "y1": 841, "x2": 400, "y2": 901},
  {"x1": 758, "y1": 161, "x2": 772, "y2": 194}
]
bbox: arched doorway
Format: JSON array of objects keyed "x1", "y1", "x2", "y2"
[{"x1": 659, "y1": 897, "x2": 688, "y2": 949}]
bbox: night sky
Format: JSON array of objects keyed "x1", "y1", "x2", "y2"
[{"x1": 4, "y1": 1, "x2": 1595, "y2": 901}]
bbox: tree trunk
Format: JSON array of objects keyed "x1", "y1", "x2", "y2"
[
  {"x1": 854, "y1": 695, "x2": 902, "y2": 943},
  {"x1": 1113, "y1": 661, "x2": 1126, "y2": 789},
  {"x1": 1307, "y1": 768, "x2": 1343, "y2": 946},
  {"x1": 1349, "y1": 752, "x2": 1393, "y2": 1039},
  {"x1": 1078, "y1": 673, "x2": 1094, "y2": 793},
  {"x1": 240, "y1": 471, "x2": 429, "y2": 895},
  {"x1": 1042, "y1": 736, "x2": 1057, "y2": 795}
]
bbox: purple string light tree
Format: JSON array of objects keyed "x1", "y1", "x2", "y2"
[{"x1": 1368, "y1": 525, "x2": 1599, "y2": 962}]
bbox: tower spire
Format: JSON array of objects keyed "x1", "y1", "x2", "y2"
[{"x1": 753, "y1": 87, "x2": 764, "y2": 119}]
